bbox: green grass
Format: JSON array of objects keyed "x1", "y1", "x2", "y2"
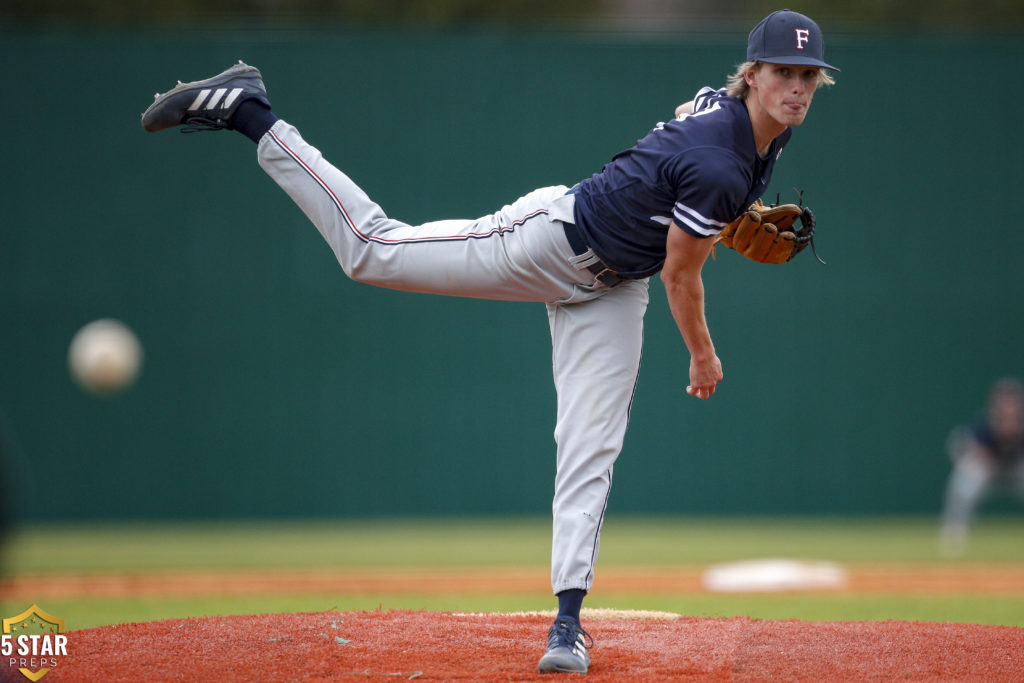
[
  {"x1": 3, "y1": 516, "x2": 1024, "y2": 630},
  {"x1": 1, "y1": 517, "x2": 548, "y2": 572},
  {"x1": 16, "y1": 594, "x2": 1024, "y2": 632},
  {"x1": 8, "y1": 516, "x2": 1024, "y2": 572}
]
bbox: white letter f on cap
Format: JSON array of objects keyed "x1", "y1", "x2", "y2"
[{"x1": 795, "y1": 28, "x2": 810, "y2": 49}]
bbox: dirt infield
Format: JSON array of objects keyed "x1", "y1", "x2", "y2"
[
  {"x1": 4, "y1": 566, "x2": 1024, "y2": 680},
  {"x1": 35, "y1": 609, "x2": 1024, "y2": 681}
]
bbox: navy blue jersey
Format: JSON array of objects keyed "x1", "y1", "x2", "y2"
[
  {"x1": 970, "y1": 419, "x2": 1024, "y2": 468},
  {"x1": 571, "y1": 87, "x2": 792, "y2": 278}
]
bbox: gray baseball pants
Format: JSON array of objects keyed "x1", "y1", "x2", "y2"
[{"x1": 258, "y1": 120, "x2": 648, "y2": 594}]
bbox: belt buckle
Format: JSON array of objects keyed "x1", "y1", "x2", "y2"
[{"x1": 593, "y1": 267, "x2": 621, "y2": 287}]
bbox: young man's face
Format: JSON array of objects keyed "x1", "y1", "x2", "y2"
[{"x1": 747, "y1": 63, "x2": 821, "y2": 127}]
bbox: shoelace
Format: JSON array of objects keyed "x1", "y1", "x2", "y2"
[
  {"x1": 548, "y1": 619, "x2": 594, "y2": 652},
  {"x1": 181, "y1": 116, "x2": 230, "y2": 133}
]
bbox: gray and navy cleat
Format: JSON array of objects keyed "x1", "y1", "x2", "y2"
[
  {"x1": 537, "y1": 616, "x2": 593, "y2": 674},
  {"x1": 141, "y1": 61, "x2": 269, "y2": 133}
]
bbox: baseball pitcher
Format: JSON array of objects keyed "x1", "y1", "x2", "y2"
[{"x1": 141, "y1": 9, "x2": 838, "y2": 675}]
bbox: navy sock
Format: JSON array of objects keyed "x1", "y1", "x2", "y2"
[
  {"x1": 556, "y1": 589, "x2": 586, "y2": 622},
  {"x1": 233, "y1": 98, "x2": 278, "y2": 143}
]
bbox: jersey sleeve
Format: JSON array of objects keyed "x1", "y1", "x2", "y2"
[
  {"x1": 669, "y1": 149, "x2": 749, "y2": 238},
  {"x1": 691, "y1": 87, "x2": 725, "y2": 114}
]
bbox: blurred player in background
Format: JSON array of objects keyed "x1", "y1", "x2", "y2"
[{"x1": 940, "y1": 377, "x2": 1024, "y2": 556}]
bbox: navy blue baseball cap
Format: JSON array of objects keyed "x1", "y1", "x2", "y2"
[{"x1": 747, "y1": 9, "x2": 839, "y2": 72}]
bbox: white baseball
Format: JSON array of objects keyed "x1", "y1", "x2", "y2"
[{"x1": 68, "y1": 319, "x2": 143, "y2": 396}]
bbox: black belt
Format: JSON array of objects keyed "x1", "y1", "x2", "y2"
[{"x1": 561, "y1": 222, "x2": 625, "y2": 288}]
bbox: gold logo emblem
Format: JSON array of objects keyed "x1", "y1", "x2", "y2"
[{"x1": 2, "y1": 604, "x2": 67, "y2": 681}]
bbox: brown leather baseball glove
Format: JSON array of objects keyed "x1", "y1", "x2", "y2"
[{"x1": 715, "y1": 198, "x2": 823, "y2": 264}]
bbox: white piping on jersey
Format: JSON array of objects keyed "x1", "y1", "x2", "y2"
[
  {"x1": 690, "y1": 86, "x2": 723, "y2": 118},
  {"x1": 673, "y1": 202, "x2": 728, "y2": 236},
  {"x1": 676, "y1": 87, "x2": 724, "y2": 122}
]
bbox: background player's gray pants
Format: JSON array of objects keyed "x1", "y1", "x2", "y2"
[
  {"x1": 942, "y1": 455, "x2": 1024, "y2": 535},
  {"x1": 259, "y1": 120, "x2": 649, "y2": 593}
]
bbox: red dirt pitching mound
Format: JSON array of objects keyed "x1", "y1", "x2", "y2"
[{"x1": 46, "y1": 610, "x2": 1024, "y2": 682}]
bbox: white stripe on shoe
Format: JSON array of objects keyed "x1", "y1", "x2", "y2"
[
  {"x1": 187, "y1": 89, "x2": 211, "y2": 111},
  {"x1": 222, "y1": 88, "x2": 244, "y2": 109},
  {"x1": 205, "y1": 88, "x2": 228, "y2": 108},
  {"x1": 187, "y1": 87, "x2": 245, "y2": 112}
]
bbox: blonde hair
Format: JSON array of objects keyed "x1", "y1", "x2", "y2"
[{"x1": 726, "y1": 60, "x2": 836, "y2": 99}]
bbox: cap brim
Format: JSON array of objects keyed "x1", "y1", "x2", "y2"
[{"x1": 758, "y1": 55, "x2": 840, "y2": 72}]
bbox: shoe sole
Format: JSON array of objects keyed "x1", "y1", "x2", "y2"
[
  {"x1": 538, "y1": 664, "x2": 588, "y2": 674},
  {"x1": 538, "y1": 655, "x2": 589, "y2": 674},
  {"x1": 141, "y1": 62, "x2": 264, "y2": 132}
]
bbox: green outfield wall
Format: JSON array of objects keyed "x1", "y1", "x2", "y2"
[{"x1": 2, "y1": 28, "x2": 1022, "y2": 521}]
